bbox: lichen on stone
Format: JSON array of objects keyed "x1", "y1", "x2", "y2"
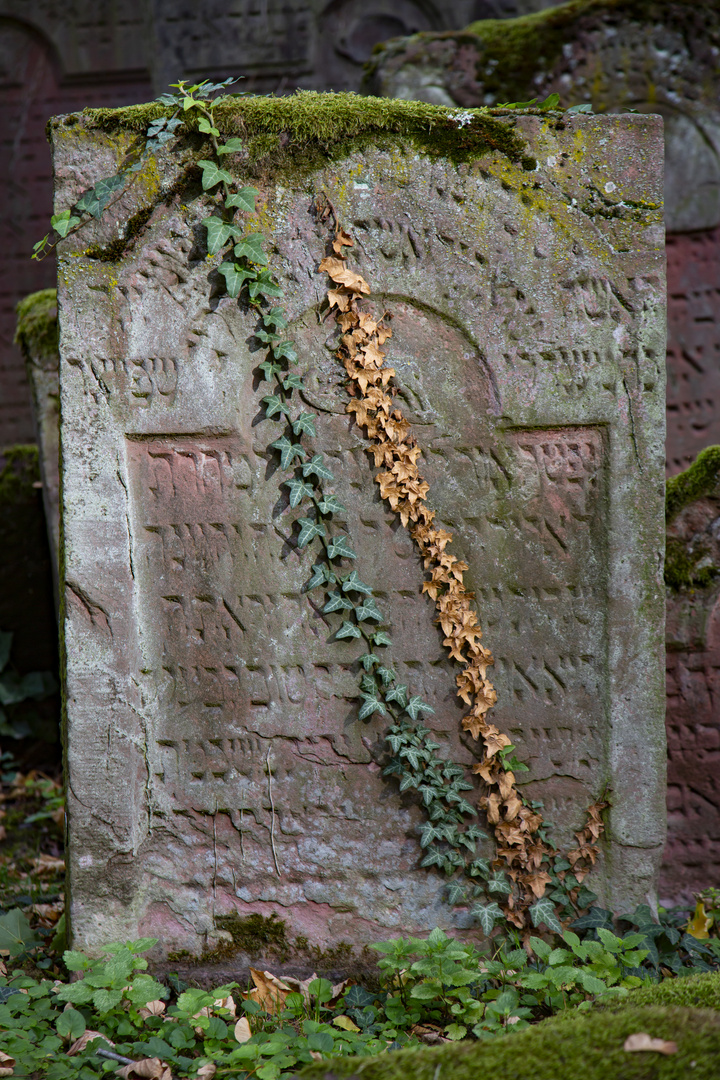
[{"x1": 14, "y1": 289, "x2": 58, "y2": 363}]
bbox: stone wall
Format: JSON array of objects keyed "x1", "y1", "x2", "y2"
[
  {"x1": 52, "y1": 96, "x2": 665, "y2": 956},
  {"x1": 363, "y1": 0, "x2": 720, "y2": 476},
  {"x1": 0, "y1": 0, "x2": 558, "y2": 452}
]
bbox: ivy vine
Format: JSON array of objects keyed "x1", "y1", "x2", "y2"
[{"x1": 42, "y1": 77, "x2": 608, "y2": 938}]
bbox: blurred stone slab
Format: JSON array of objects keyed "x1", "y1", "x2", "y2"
[
  {"x1": 52, "y1": 100, "x2": 666, "y2": 958},
  {"x1": 14, "y1": 289, "x2": 60, "y2": 611},
  {"x1": 364, "y1": 0, "x2": 720, "y2": 476}
]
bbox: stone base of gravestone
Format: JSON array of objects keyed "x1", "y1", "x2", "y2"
[{"x1": 52, "y1": 96, "x2": 666, "y2": 959}]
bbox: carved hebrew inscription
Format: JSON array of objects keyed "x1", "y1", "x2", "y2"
[
  {"x1": 69, "y1": 356, "x2": 179, "y2": 406},
  {"x1": 430, "y1": 426, "x2": 608, "y2": 827},
  {"x1": 125, "y1": 420, "x2": 607, "y2": 839}
]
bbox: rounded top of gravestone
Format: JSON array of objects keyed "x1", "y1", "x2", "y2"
[{"x1": 364, "y1": 0, "x2": 720, "y2": 232}]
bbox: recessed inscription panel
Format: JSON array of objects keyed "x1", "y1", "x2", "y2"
[{"x1": 126, "y1": 412, "x2": 607, "y2": 855}]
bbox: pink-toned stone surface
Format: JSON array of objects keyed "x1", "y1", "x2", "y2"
[{"x1": 53, "y1": 105, "x2": 666, "y2": 958}]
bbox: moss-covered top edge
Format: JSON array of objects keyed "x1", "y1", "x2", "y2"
[
  {"x1": 73, "y1": 91, "x2": 537, "y2": 135},
  {"x1": 14, "y1": 289, "x2": 59, "y2": 362},
  {"x1": 666, "y1": 445, "x2": 720, "y2": 522}
]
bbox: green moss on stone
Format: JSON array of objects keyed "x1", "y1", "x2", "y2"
[
  {"x1": 14, "y1": 289, "x2": 58, "y2": 362},
  {"x1": 666, "y1": 446, "x2": 720, "y2": 523},
  {"x1": 214, "y1": 912, "x2": 291, "y2": 961},
  {"x1": 295, "y1": 1004, "x2": 720, "y2": 1080},
  {"x1": 367, "y1": 0, "x2": 716, "y2": 108},
  {"x1": 74, "y1": 91, "x2": 532, "y2": 176},
  {"x1": 0, "y1": 445, "x2": 40, "y2": 507}
]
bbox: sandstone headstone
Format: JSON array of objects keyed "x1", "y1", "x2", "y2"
[
  {"x1": 363, "y1": 0, "x2": 720, "y2": 475},
  {"x1": 52, "y1": 99, "x2": 666, "y2": 957}
]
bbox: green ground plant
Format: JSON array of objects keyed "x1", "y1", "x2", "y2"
[{"x1": 1, "y1": 919, "x2": 719, "y2": 1079}]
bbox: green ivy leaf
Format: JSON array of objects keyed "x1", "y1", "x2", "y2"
[
  {"x1": 282, "y1": 373, "x2": 304, "y2": 390},
  {"x1": 297, "y1": 517, "x2": 326, "y2": 547},
  {"x1": 530, "y1": 897, "x2": 563, "y2": 934},
  {"x1": 355, "y1": 597, "x2": 384, "y2": 623},
  {"x1": 198, "y1": 116, "x2": 220, "y2": 137},
  {"x1": 342, "y1": 571, "x2": 372, "y2": 595},
  {"x1": 262, "y1": 307, "x2": 286, "y2": 330},
  {"x1": 258, "y1": 359, "x2": 283, "y2": 381},
  {"x1": 487, "y1": 872, "x2": 512, "y2": 897},
  {"x1": 307, "y1": 564, "x2": 332, "y2": 590},
  {"x1": 419, "y1": 822, "x2": 444, "y2": 848},
  {"x1": 405, "y1": 696, "x2": 435, "y2": 721},
  {"x1": 447, "y1": 882, "x2": 467, "y2": 906},
  {"x1": 218, "y1": 138, "x2": 247, "y2": 156},
  {"x1": 226, "y1": 186, "x2": 258, "y2": 213},
  {"x1": 385, "y1": 684, "x2": 408, "y2": 708},
  {"x1": 270, "y1": 436, "x2": 307, "y2": 470},
  {"x1": 323, "y1": 592, "x2": 354, "y2": 613},
  {"x1": 262, "y1": 394, "x2": 291, "y2": 419},
  {"x1": 217, "y1": 262, "x2": 256, "y2": 298},
  {"x1": 420, "y1": 846, "x2": 444, "y2": 869},
  {"x1": 204, "y1": 216, "x2": 240, "y2": 255},
  {"x1": 255, "y1": 329, "x2": 278, "y2": 344},
  {"x1": 234, "y1": 233, "x2": 268, "y2": 264},
  {"x1": 249, "y1": 273, "x2": 283, "y2": 299},
  {"x1": 373, "y1": 630, "x2": 392, "y2": 646},
  {"x1": 284, "y1": 478, "x2": 315, "y2": 508},
  {"x1": 51, "y1": 210, "x2": 82, "y2": 237},
  {"x1": 302, "y1": 454, "x2": 334, "y2": 481},
  {"x1": 361, "y1": 652, "x2": 380, "y2": 671},
  {"x1": 197, "y1": 160, "x2": 233, "y2": 190},
  {"x1": 327, "y1": 535, "x2": 356, "y2": 560},
  {"x1": 292, "y1": 412, "x2": 316, "y2": 437},
  {"x1": 472, "y1": 901, "x2": 504, "y2": 935},
  {"x1": 273, "y1": 341, "x2": 298, "y2": 364},
  {"x1": 317, "y1": 493, "x2": 346, "y2": 514},
  {"x1": 359, "y1": 694, "x2": 386, "y2": 719},
  {"x1": 336, "y1": 621, "x2": 362, "y2": 639}
]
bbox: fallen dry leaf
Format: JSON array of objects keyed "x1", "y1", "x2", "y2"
[
  {"x1": 623, "y1": 1033, "x2": 677, "y2": 1055},
  {"x1": 234, "y1": 1017, "x2": 252, "y2": 1043},
  {"x1": 214, "y1": 994, "x2": 236, "y2": 1018},
  {"x1": 686, "y1": 900, "x2": 712, "y2": 940},
  {"x1": 195, "y1": 1064, "x2": 216, "y2": 1080},
  {"x1": 117, "y1": 1058, "x2": 172, "y2": 1080},
  {"x1": 67, "y1": 1031, "x2": 111, "y2": 1056},
  {"x1": 137, "y1": 1000, "x2": 166, "y2": 1020},
  {"x1": 0, "y1": 1051, "x2": 15, "y2": 1077},
  {"x1": 245, "y1": 968, "x2": 292, "y2": 1015},
  {"x1": 31, "y1": 854, "x2": 65, "y2": 875},
  {"x1": 333, "y1": 1015, "x2": 360, "y2": 1033}
]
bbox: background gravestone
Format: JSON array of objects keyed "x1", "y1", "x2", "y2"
[
  {"x1": 53, "y1": 98, "x2": 666, "y2": 958},
  {"x1": 364, "y1": 0, "x2": 720, "y2": 477}
]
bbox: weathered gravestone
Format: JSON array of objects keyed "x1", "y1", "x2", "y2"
[{"x1": 52, "y1": 97, "x2": 666, "y2": 958}]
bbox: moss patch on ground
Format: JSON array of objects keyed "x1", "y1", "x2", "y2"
[
  {"x1": 666, "y1": 446, "x2": 720, "y2": 522},
  {"x1": 294, "y1": 1003, "x2": 720, "y2": 1080},
  {"x1": 73, "y1": 91, "x2": 537, "y2": 177},
  {"x1": 14, "y1": 289, "x2": 58, "y2": 362}
]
